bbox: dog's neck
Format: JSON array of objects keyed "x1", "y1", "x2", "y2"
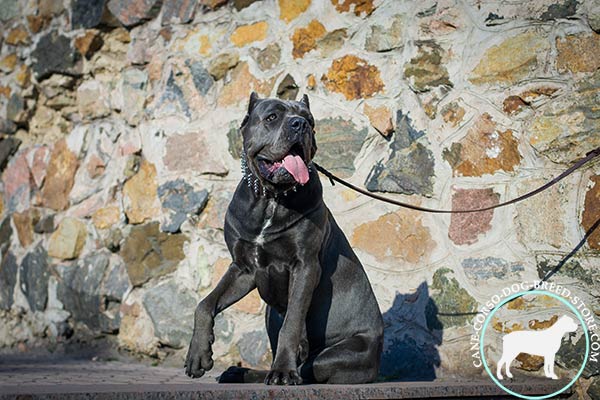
[{"x1": 241, "y1": 152, "x2": 312, "y2": 198}]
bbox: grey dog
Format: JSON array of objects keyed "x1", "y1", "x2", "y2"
[{"x1": 185, "y1": 93, "x2": 383, "y2": 385}]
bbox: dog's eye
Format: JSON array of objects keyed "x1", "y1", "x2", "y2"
[{"x1": 265, "y1": 113, "x2": 277, "y2": 122}]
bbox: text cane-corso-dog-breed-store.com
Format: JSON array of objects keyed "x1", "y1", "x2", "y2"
[{"x1": 185, "y1": 93, "x2": 384, "y2": 385}]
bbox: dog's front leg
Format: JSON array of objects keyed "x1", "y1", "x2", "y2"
[
  {"x1": 185, "y1": 263, "x2": 255, "y2": 378},
  {"x1": 265, "y1": 262, "x2": 318, "y2": 385}
]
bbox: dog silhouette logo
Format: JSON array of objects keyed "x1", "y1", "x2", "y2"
[{"x1": 496, "y1": 315, "x2": 578, "y2": 380}]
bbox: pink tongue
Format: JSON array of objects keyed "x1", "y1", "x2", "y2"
[{"x1": 282, "y1": 154, "x2": 309, "y2": 184}]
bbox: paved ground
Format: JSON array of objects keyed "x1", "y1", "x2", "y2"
[{"x1": 0, "y1": 354, "x2": 573, "y2": 399}]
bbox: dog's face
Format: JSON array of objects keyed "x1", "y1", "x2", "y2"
[
  {"x1": 556, "y1": 315, "x2": 578, "y2": 333},
  {"x1": 240, "y1": 92, "x2": 317, "y2": 192}
]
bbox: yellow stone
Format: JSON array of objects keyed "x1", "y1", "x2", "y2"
[
  {"x1": 0, "y1": 54, "x2": 18, "y2": 73},
  {"x1": 198, "y1": 35, "x2": 211, "y2": 55},
  {"x1": 351, "y1": 210, "x2": 435, "y2": 263},
  {"x1": 92, "y1": 205, "x2": 121, "y2": 229},
  {"x1": 363, "y1": 103, "x2": 393, "y2": 137},
  {"x1": 556, "y1": 33, "x2": 600, "y2": 73},
  {"x1": 48, "y1": 217, "x2": 87, "y2": 260},
  {"x1": 321, "y1": 55, "x2": 384, "y2": 100},
  {"x1": 15, "y1": 65, "x2": 30, "y2": 87},
  {"x1": 230, "y1": 21, "x2": 269, "y2": 47},
  {"x1": 291, "y1": 20, "x2": 326, "y2": 59},
  {"x1": 279, "y1": 0, "x2": 310, "y2": 23},
  {"x1": 217, "y1": 62, "x2": 276, "y2": 107},
  {"x1": 469, "y1": 32, "x2": 548, "y2": 85},
  {"x1": 123, "y1": 160, "x2": 160, "y2": 224},
  {"x1": 212, "y1": 257, "x2": 262, "y2": 314}
]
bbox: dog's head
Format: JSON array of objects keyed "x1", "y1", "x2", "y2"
[
  {"x1": 555, "y1": 315, "x2": 578, "y2": 333},
  {"x1": 240, "y1": 92, "x2": 317, "y2": 193}
]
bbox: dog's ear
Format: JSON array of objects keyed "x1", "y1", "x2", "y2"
[
  {"x1": 247, "y1": 92, "x2": 260, "y2": 115},
  {"x1": 300, "y1": 94, "x2": 310, "y2": 110}
]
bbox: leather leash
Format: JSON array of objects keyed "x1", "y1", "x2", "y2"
[{"x1": 313, "y1": 147, "x2": 600, "y2": 214}]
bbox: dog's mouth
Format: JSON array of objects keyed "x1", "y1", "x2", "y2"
[{"x1": 255, "y1": 143, "x2": 309, "y2": 185}]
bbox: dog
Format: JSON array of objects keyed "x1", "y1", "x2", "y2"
[
  {"x1": 496, "y1": 315, "x2": 578, "y2": 380},
  {"x1": 184, "y1": 93, "x2": 384, "y2": 385}
]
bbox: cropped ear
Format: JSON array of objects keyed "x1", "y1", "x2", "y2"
[
  {"x1": 300, "y1": 94, "x2": 310, "y2": 109},
  {"x1": 247, "y1": 92, "x2": 260, "y2": 114}
]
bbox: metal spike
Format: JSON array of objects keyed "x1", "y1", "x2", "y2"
[
  {"x1": 262, "y1": 187, "x2": 266, "y2": 196},
  {"x1": 293, "y1": 186, "x2": 297, "y2": 192}
]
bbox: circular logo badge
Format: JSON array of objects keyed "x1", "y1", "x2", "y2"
[{"x1": 479, "y1": 290, "x2": 589, "y2": 399}]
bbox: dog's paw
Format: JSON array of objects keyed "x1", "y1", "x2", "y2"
[
  {"x1": 506, "y1": 372, "x2": 513, "y2": 379},
  {"x1": 185, "y1": 335, "x2": 214, "y2": 378},
  {"x1": 497, "y1": 374, "x2": 504, "y2": 380},
  {"x1": 550, "y1": 374, "x2": 559, "y2": 380},
  {"x1": 264, "y1": 369, "x2": 302, "y2": 385}
]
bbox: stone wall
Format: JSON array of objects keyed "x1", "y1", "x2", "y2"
[{"x1": 1, "y1": 0, "x2": 600, "y2": 396}]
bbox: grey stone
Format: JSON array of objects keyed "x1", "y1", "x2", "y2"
[
  {"x1": 20, "y1": 245, "x2": 50, "y2": 312},
  {"x1": 142, "y1": 279, "x2": 197, "y2": 348},
  {"x1": 234, "y1": 0, "x2": 261, "y2": 10},
  {"x1": 120, "y1": 68, "x2": 148, "y2": 126},
  {"x1": 0, "y1": 0, "x2": 20, "y2": 21},
  {"x1": 366, "y1": 111, "x2": 435, "y2": 196},
  {"x1": 186, "y1": 60, "x2": 213, "y2": 96},
  {"x1": 239, "y1": 330, "x2": 268, "y2": 366},
  {"x1": 250, "y1": 43, "x2": 281, "y2": 71},
  {"x1": 0, "y1": 252, "x2": 18, "y2": 310},
  {"x1": 0, "y1": 119, "x2": 18, "y2": 135},
  {"x1": 161, "y1": 0, "x2": 196, "y2": 24},
  {"x1": 0, "y1": 137, "x2": 21, "y2": 171},
  {"x1": 536, "y1": 256, "x2": 595, "y2": 285},
  {"x1": 556, "y1": 333, "x2": 599, "y2": 379},
  {"x1": 588, "y1": 376, "x2": 600, "y2": 400},
  {"x1": 6, "y1": 94, "x2": 26, "y2": 124},
  {"x1": 590, "y1": 14, "x2": 600, "y2": 33},
  {"x1": 365, "y1": 15, "x2": 403, "y2": 52},
  {"x1": 313, "y1": 117, "x2": 368, "y2": 178},
  {"x1": 214, "y1": 314, "x2": 234, "y2": 344},
  {"x1": 34, "y1": 214, "x2": 56, "y2": 234},
  {"x1": 71, "y1": 0, "x2": 107, "y2": 29},
  {"x1": 107, "y1": 0, "x2": 162, "y2": 27},
  {"x1": 0, "y1": 218, "x2": 12, "y2": 255},
  {"x1": 462, "y1": 257, "x2": 524, "y2": 281},
  {"x1": 31, "y1": 31, "x2": 81, "y2": 80},
  {"x1": 151, "y1": 71, "x2": 191, "y2": 119},
  {"x1": 207, "y1": 52, "x2": 239, "y2": 81},
  {"x1": 540, "y1": 0, "x2": 578, "y2": 21},
  {"x1": 276, "y1": 74, "x2": 298, "y2": 101},
  {"x1": 158, "y1": 179, "x2": 209, "y2": 233},
  {"x1": 227, "y1": 123, "x2": 243, "y2": 160},
  {"x1": 56, "y1": 252, "x2": 124, "y2": 332}
]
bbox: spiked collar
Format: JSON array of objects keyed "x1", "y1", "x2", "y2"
[{"x1": 240, "y1": 152, "x2": 311, "y2": 198}]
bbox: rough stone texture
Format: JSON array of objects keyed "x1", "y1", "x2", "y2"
[
  {"x1": 123, "y1": 160, "x2": 160, "y2": 225},
  {"x1": 366, "y1": 15, "x2": 403, "y2": 52},
  {"x1": 469, "y1": 32, "x2": 548, "y2": 85},
  {"x1": 20, "y1": 245, "x2": 50, "y2": 312},
  {"x1": 41, "y1": 140, "x2": 79, "y2": 211},
  {"x1": 208, "y1": 52, "x2": 239, "y2": 81},
  {"x1": 71, "y1": 0, "x2": 107, "y2": 29},
  {"x1": 250, "y1": 43, "x2": 281, "y2": 71},
  {"x1": 107, "y1": 0, "x2": 162, "y2": 27},
  {"x1": 74, "y1": 31, "x2": 104, "y2": 59},
  {"x1": 428, "y1": 268, "x2": 477, "y2": 329},
  {"x1": 212, "y1": 257, "x2": 262, "y2": 314},
  {"x1": 6, "y1": 25, "x2": 30, "y2": 46},
  {"x1": 0, "y1": 252, "x2": 18, "y2": 310},
  {"x1": 216, "y1": 62, "x2": 275, "y2": 107},
  {"x1": 441, "y1": 102, "x2": 465, "y2": 127},
  {"x1": 142, "y1": 279, "x2": 197, "y2": 348},
  {"x1": 161, "y1": 0, "x2": 196, "y2": 25},
  {"x1": 442, "y1": 113, "x2": 522, "y2": 177},
  {"x1": 0, "y1": 137, "x2": 21, "y2": 171},
  {"x1": 448, "y1": 188, "x2": 499, "y2": 246},
  {"x1": 92, "y1": 206, "x2": 121, "y2": 230},
  {"x1": 528, "y1": 70, "x2": 600, "y2": 164},
  {"x1": 31, "y1": 31, "x2": 81, "y2": 80},
  {"x1": 276, "y1": 74, "x2": 299, "y2": 100},
  {"x1": 77, "y1": 80, "x2": 111, "y2": 120},
  {"x1": 279, "y1": 0, "x2": 310, "y2": 23},
  {"x1": 556, "y1": 33, "x2": 600, "y2": 73},
  {"x1": 48, "y1": 217, "x2": 87, "y2": 260},
  {"x1": 404, "y1": 41, "x2": 451, "y2": 92},
  {"x1": 312, "y1": 117, "x2": 367, "y2": 178},
  {"x1": 120, "y1": 222, "x2": 188, "y2": 286},
  {"x1": 366, "y1": 111, "x2": 435, "y2": 196},
  {"x1": 34, "y1": 214, "x2": 55, "y2": 234},
  {"x1": 292, "y1": 20, "x2": 326, "y2": 59},
  {"x1": 363, "y1": 103, "x2": 393, "y2": 137},
  {"x1": 331, "y1": 0, "x2": 375, "y2": 17},
  {"x1": 230, "y1": 22, "x2": 269, "y2": 47},
  {"x1": 351, "y1": 211, "x2": 435, "y2": 264},
  {"x1": 164, "y1": 132, "x2": 229, "y2": 176},
  {"x1": 582, "y1": 175, "x2": 600, "y2": 250},
  {"x1": 321, "y1": 55, "x2": 384, "y2": 100},
  {"x1": 238, "y1": 330, "x2": 269, "y2": 366},
  {"x1": 157, "y1": 179, "x2": 209, "y2": 233},
  {"x1": 462, "y1": 257, "x2": 524, "y2": 282},
  {"x1": 12, "y1": 210, "x2": 35, "y2": 247}
]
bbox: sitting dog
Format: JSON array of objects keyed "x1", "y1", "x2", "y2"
[
  {"x1": 496, "y1": 315, "x2": 578, "y2": 380},
  {"x1": 185, "y1": 93, "x2": 384, "y2": 385}
]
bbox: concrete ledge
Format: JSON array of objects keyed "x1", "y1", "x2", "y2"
[{"x1": 0, "y1": 379, "x2": 572, "y2": 400}]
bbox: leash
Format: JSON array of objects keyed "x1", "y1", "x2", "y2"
[{"x1": 313, "y1": 147, "x2": 600, "y2": 214}]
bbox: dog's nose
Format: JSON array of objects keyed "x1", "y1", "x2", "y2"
[{"x1": 288, "y1": 117, "x2": 307, "y2": 134}]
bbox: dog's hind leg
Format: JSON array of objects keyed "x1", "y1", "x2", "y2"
[
  {"x1": 545, "y1": 354, "x2": 558, "y2": 379},
  {"x1": 300, "y1": 333, "x2": 382, "y2": 384},
  {"x1": 496, "y1": 356, "x2": 505, "y2": 380},
  {"x1": 218, "y1": 367, "x2": 269, "y2": 383}
]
